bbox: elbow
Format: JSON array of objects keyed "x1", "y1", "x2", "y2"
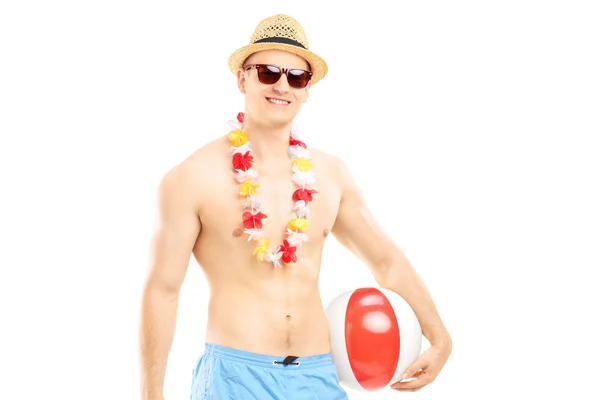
[
  {"x1": 368, "y1": 245, "x2": 409, "y2": 285},
  {"x1": 366, "y1": 245, "x2": 396, "y2": 280},
  {"x1": 143, "y1": 273, "x2": 183, "y2": 298}
]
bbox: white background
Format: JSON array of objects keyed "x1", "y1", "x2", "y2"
[{"x1": 1, "y1": 1, "x2": 599, "y2": 399}]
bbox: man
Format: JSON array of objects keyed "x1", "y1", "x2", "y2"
[{"x1": 139, "y1": 14, "x2": 452, "y2": 400}]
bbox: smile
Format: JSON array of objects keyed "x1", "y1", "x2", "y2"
[{"x1": 266, "y1": 97, "x2": 290, "y2": 105}]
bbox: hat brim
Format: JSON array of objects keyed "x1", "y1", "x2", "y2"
[{"x1": 228, "y1": 42, "x2": 328, "y2": 85}]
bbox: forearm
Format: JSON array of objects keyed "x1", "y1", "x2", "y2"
[
  {"x1": 139, "y1": 284, "x2": 179, "y2": 400},
  {"x1": 373, "y1": 248, "x2": 451, "y2": 347}
]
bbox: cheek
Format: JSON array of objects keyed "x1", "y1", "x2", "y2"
[
  {"x1": 294, "y1": 91, "x2": 308, "y2": 105},
  {"x1": 246, "y1": 87, "x2": 265, "y2": 106}
]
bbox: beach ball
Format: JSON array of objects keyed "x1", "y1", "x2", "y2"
[{"x1": 325, "y1": 287, "x2": 422, "y2": 391}]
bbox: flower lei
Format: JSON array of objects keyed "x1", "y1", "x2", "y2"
[{"x1": 227, "y1": 112, "x2": 317, "y2": 268}]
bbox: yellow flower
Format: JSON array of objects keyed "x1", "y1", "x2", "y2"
[
  {"x1": 288, "y1": 218, "x2": 310, "y2": 232},
  {"x1": 253, "y1": 238, "x2": 270, "y2": 261},
  {"x1": 239, "y1": 179, "x2": 259, "y2": 196},
  {"x1": 292, "y1": 158, "x2": 314, "y2": 172},
  {"x1": 228, "y1": 129, "x2": 248, "y2": 147}
]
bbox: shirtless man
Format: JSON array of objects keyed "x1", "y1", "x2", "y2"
[{"x1": 139, "y1": 14, "x2": 452, "y2": 400}]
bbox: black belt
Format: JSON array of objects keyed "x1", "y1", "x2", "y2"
[{"x1": 273, "y1": 355, "x2": 299, "y2": 366}]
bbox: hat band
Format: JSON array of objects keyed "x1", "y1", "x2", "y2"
[{"x1": 253, "y1": 36, "x2": 307, "y2": 50}]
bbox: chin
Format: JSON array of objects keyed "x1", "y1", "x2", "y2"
[
  {"x1": 262, "y1": 107, "x2": 298, "y2": 126},
  {"x1": 269, "y1": 112, "x2": 294, "y2": 124}
]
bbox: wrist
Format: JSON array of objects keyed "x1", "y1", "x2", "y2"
[
  {"x1": 142, "y1": 396, "x2": 164, "y2": 400},
  {"x1": 141, "y1": 388, "x2": 164, "y2": 400}
]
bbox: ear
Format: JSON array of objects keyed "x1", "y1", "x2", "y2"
[{"x1": 237, "y1": 69, "x2": 247, "y2": 94}]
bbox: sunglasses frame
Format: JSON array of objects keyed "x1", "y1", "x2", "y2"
[{"x1": 244, "y1": 64, "x2": 312, "y2": 89}]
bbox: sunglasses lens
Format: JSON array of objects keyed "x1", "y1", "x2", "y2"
[
  {"x1": 253, "y1": 65, "x2": 311, "y2": 88},
  {"x1": 256, "y1": 65, "x2": 282, "y2": 85},
  {"x1": 287, "y1": 69, "x2": 311, "y2": 89}
]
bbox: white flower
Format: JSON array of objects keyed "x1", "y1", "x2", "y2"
[
  {"x1": 236, "y1": 168, "x2": 258, "y2": 183},
  {"x1": 293, "y1": 200, "x2": 310, "y2": 218},
  {"x1": 231, "y1": 142, "x2": 252, "y2": 155},
  {"x1": 243, "y1": 195, "x2": 261, "y2": 210},
  {"x1": 286, "y1": 228, "x2": 308, "y2": 247},
  {"x1": 292, "y1": 165, "x2": 316, "y2": 186},
  {"x1": 227, "y1": 115, "x2": 242, "y2": 131},
  {"x1": 265, "y1": 251, "x2": 283, "y2": 268},
  {"x1": 290, "y1": 121, "x2": 301, "y2": 140},
  {"x1": 288, "y1": 145, "x2": 310, "y2": 160},
  {"x1": 244, "y1": 228, "x2": 263, "y2": 241}
]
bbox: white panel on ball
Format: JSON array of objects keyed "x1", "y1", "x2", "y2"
[
  {"x1": 378, "y1": 288, "x2": 422, "y2": 385},
  {"x1": 325, "y1": 290, "x2": 364, "y2": 391}
]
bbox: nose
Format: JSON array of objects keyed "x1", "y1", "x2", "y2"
[{"x1": 273, "y1": 73, "x2": 290, "y2": 94}]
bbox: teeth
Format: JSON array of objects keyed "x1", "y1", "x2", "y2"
[{"x1": 268, "y1": 98, "x2": 289, "y2": 105}]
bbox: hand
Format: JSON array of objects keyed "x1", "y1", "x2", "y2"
[{"x1": 390, "y1": 341, "x2": 452, "y2": 392}]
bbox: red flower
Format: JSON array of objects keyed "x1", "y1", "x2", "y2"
[
  {"x1": 237, "y1": 112, "x2": 244, "y2": 123},
  {"x1": 278, "y1": 240, "x2": 297, "y2": 263},
  {"x1": 242, "y1": 211, "x2": 267, "y2": 229},
  {"x1": 289, "y1": 137, "x2": 306, "y2": 148},
  {"x1": 293, "y1": 188, "x2": 317, "y2": 202},
  {"x1": 233, "y1": 151, "x2": 253, "y2": 171}
]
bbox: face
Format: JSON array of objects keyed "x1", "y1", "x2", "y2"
[{"x1": 237, "y1": 49, "x2": 312, "y2": 128}]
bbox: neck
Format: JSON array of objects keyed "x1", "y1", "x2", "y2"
[{"x1": 243, "y1": 114, "x2": 292, "y2": 161}]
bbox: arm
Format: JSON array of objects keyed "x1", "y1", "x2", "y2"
[
  {"x1": 330, "y1": 158, "x2": 451, "y2": 348},
  {"x1": 138, "y1": 165, "x2": 201, "y2": 400}
]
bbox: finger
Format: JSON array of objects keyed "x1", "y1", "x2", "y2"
[
  {"x1": 391, "y1": 371, "x2": 430, "y2": 391},
  {"x1": 413, "y1": 369, "x2": 426, "y2": 379},
  {"x1": 391, "y1": 380, "x2": 428, "y2": 391},
  {"x1": 401, "y1": 361, "x2": 427, "y2": 381},
  {"x1": 392, "y1": 384, "x2": 426, "y2": 392},
  {"x1": 398, "y1": 369, "x2": 425, "y2": 382},
  {"x1": 401, "y1": 368, "x2": 425, "y2": 382}
]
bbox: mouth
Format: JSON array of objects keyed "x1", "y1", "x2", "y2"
[{"x1": 266, "y1": 97, "x2": 291, "y2": 106}]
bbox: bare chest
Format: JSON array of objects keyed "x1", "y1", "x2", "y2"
[{"x1": 199, "y1": 161, "x2": 340, "y2": 250}]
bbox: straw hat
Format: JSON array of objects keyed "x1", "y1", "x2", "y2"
[{"x1": 228, "y1": 14, "x2": 328, "y2": 84}]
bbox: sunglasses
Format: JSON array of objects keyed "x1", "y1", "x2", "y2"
[{"x1": 244, "y1": 64, "x2": 312, "y2": 89}]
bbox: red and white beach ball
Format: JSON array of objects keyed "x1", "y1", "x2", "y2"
[{"x1": 326, "y1": 287, "x2": 422, "y2": 391}]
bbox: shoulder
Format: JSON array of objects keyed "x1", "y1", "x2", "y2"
[
  {"x1": 309, "y1": 147, "x2": 343, "y2": 169},
  {"x1": 186, "y1": 135, "x2": 229, "y2": 170},
  {"x1": 309, "y1": 147, "x2": 354, "y2": 186},
  {"x1": 156, "y1": 136, "x2": 229, "y2": 200}
]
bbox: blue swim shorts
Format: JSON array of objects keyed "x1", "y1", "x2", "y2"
[{"x1": 190, "y1": 342, "x2": 349, "y2": 399}]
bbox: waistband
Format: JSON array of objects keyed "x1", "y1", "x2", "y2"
[{"x1": 203, "y1": 342, "x2": 333, "y2": 370}]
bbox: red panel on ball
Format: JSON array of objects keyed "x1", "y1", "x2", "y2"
[{"x1": 344, "y1": 287, "x2": 400, "y2": 390}]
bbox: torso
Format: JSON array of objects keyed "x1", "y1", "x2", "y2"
[{"x1": 187, "y1": 135, "x2": 342, "y2": 357}]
